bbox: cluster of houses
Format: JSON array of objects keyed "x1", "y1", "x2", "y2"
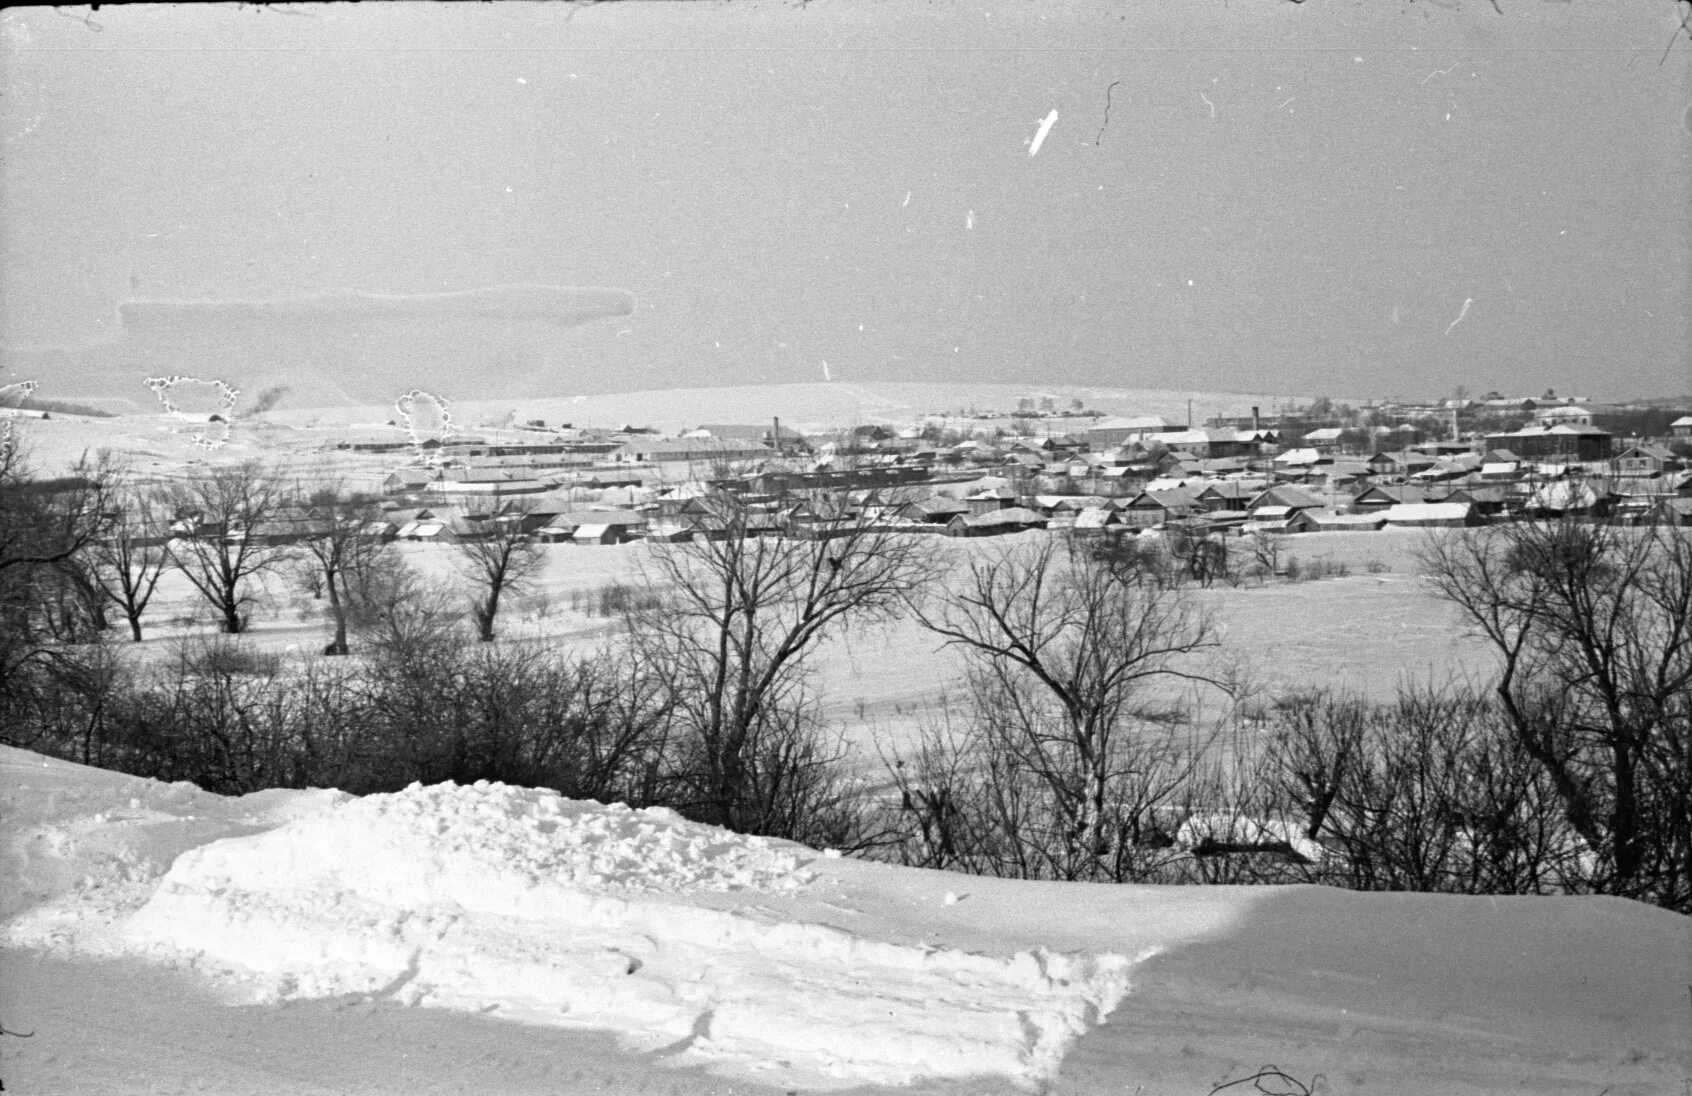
[{"x1": 352, "y1": 410, "x2": 1692, "y2": 547}]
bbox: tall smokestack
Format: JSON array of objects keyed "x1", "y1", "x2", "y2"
[
  {"x1": 772, "y1": 415, "x2": 782, "y2": 455},
  {"x1": 1187, "y1": 399, "x2": 1193, "y2": 430},
  {"x1": 1252, "y1": 405, "x2": 1260, "y2": 432}
]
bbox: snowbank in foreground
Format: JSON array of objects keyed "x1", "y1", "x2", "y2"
[{"x1": 3, "y1": 753, "x2": 1138, "y2": 1089}]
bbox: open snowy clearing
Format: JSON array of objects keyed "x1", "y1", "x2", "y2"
[
  {"x1": 2, "y1": 746, "x2": 1686, "y2": 1095},
  {"x1": 52, "y1": 524, "x2": 1488, "y2": 765}
]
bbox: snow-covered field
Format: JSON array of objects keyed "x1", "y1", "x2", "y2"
[{"x1": 3, "y1": 746, "x2": 1687, "y2": 1095}]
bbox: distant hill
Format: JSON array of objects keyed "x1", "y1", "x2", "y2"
[{"x1": 276, "y1": 381, "x2": 1321, "y2": 435}]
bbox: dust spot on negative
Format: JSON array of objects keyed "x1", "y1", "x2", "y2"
[{"x1": 1683, "y1": 103, "x2": 1692, "y2": 137}]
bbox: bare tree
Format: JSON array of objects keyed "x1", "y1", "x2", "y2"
[
  {"x1": 0, "y1": 446, "x2": 115, "y2": 575},
  {"x1": 1419, "y1": 519, "x2": 1692, "y2": 911},
  {"x1": 90, "y1": 481, "x2": 174, "y2": 642},
  {"x1": 913, "y1": 536, "x2": 1223, "y2": 880},
  {"x1": 345, "y1": 551, "x2": 464, "y2": 656},
  {"x1": 296, "y1": 483, "x2": 395, "y2": 655},
  {"x1": 162, "y1": 461, "x2": 295, "y2": 634},
  {"x1": 632, "y1": 482, "x2": 938, "y2": 839},
  {"x1": 454, "y1": 503, "x2": 543, "y2": 642},
  {"x1": 0, "y1": 446, "x2": 119, "y2": 723}
]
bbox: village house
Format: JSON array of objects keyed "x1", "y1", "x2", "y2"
[
  {"x1": 1119, "y1": 486, "x2": 1203, "y2": 528},
  {"x1": 1484, "y1": 423, "x2": 1612, "y2": 463},
  {"x1": 1441, "y1": 484, "x2": 1510, "y2": 518},
  {"x1": 1298, "y1": 426, "x2": 1345, "y2": 451},
  {"x1": 1157, "y1": 428, "x2": 1265, "y2": 460},
  {"x1": 615, "y1": 437, "x2": 774, "y2": 464},
  {"x1": 1084, "y1": 416, "x2": 1174, "y2": 448},
  {"x1": 534, "y1": 507, "x2": 649, "y2": 545},
  {"x1": 947, "y1": 506, "x2": 1048, "y2": 537},
  {"x1": 894, "y1": 496, "x2": 972, "y2": 526},
  {"x1": 1672, "y1": 416, "x2": 1692, "y2": 439},
  {"x1": 1270, "y1": 448, "x2": 1322, "y2": 475},
  {"x1": 427, "y1": 468, "x2": 555, "y2": 496},
  {"x1": 1365, "y1": 450, "x2": 1436, "y2": 479},
  {"x1": 1377, "y1": 501, "x2": 1479, "y2": 528},
  {"x1": 1195, "y1": 481, "x2": 1266, "y2": 511},
  {"x1": 1285, "y1": 508, "x2": 1386, "y2": 534},
  {"x1": 1610, "y1": 443, "x2": 1681, "y2": 478},
  {"x1": 1246, "y1": 484, "x2": 1324, "y2": 515},
  {"x1": 693, "y1": 423, "x2": 813, "y2": 455},
  {"x1": 1350, "y1": 483, "x2": 1434, "y2": 513},
  {"x1": 383, "y1": 467, "x2": 439, "y2": 494}
]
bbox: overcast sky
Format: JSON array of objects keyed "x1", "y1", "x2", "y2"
[{"x1": 3, "y1": 1, "x2": 1688, "y2": 403}]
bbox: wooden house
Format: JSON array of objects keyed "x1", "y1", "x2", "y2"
[
  {"x1": 946, "y1": 506, "x2": 1048, "y2": 537},
  {"x1": 1377, "y1": 502, "x2": 1479, "y2": 528},
  {"x1": 1120, "y1": 487, "x2": 1203, "y2": 528}
]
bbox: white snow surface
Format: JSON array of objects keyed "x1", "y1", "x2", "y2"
[
  {"x1": 3, "y1": 754, "x2": 1138, "y2": 1089},
  {"x1": 4, "y1": 745, "x2": 1688, "y2": 1096}
]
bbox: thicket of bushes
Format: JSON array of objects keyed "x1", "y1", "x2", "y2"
[{"x1": 0, "y1": 637, "x2": 1615, "y2": 901}]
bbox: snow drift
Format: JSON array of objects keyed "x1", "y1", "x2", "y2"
[
  {"x1": 10, "y1": 746, "x2": 1685, "y2": 1096},
  {"x1": 4, "y1": 755, "x2": 1138, "y2": 1089}
]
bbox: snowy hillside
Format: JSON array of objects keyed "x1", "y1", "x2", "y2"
[{"x1": 2, "y1": 745, "x2": 1687, "y2": 1095}]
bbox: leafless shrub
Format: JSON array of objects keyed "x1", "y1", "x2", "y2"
[
  {"x1": 1420, "y1": 520, "x2": 1692, "y2": 911},
  {"x1": 1267, "y1": 685, "x2": 1592, "y2": 897}
]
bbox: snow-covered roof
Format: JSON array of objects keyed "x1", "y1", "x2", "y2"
[
  {"x1": 1087, "y1": 415, "x2": 1172, "y2": 431},
  {"x1": 1379, "y1": 502, "x2": 1472, "y2": 524},
  {"x1": 1297, "y1": 510, "x2": 1387, "y2": 529}
]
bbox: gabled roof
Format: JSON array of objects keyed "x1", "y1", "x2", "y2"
[
  {"x1": 1614, "y1": 444, "x2": 1676, "y2": 462},
  {"x1": 1249, "y1": 485, "x2": 1323, "y2": 511},
  {"x1": 959, "y1": 506, "x2": 1047, "y2": 528},
  {"x1": 1196, "y1": 480, "x2": 1258, "y2": 499},
  {"x1": 1072, "y1": 507, "x2": 1118, "y2": 529},
  {"x1": 1444, "y1": 485, "x2": 1508, "y2": 504},
  {"x1": 1379, "y1": 502, "x2": 1473, "y2": 524},
  {"x1": 1291, "y1": 509, "x2": 1386, "y2": 530},
  {"x1": 1355, "y1": 484, "x2": 1431, "y2": 504},
  {"x1": 1126, "y1": 487, "x2": 1203, "y2": 509}
]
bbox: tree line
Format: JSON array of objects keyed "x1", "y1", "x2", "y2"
[{"x1": 2, "y1": 444, "x2": 1686, "y2": 913}]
